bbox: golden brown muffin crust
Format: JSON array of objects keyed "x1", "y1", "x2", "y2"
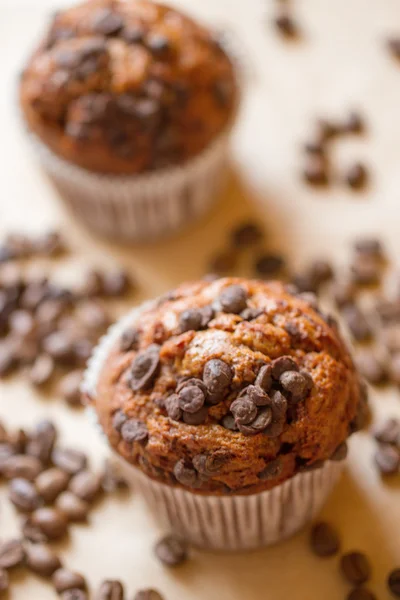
[
  {"x1": 19, "y1": 0, "x2": 237, "y2": 174},
  {"x1": 90, "y1": 278, "x2": 365, "y2": 495}
]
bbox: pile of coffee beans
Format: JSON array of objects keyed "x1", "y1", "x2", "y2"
[
  {"x1": 301, "y1": 111, "x2": 368, "y2": 191},
  {"x1": 0, "y1": 230, "x2": 134, "y2": 406}
]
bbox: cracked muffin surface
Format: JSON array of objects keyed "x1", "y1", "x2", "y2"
[
  {"x1": 89, "y1": 278, "x2": 365, "y2": 495},
  {"x1": 19, "y1": 0, "x2": 237, "y2": 175}
]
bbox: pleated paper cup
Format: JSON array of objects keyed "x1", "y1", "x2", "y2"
[
  {"x1": 28, "y1": 131, "x2": 230, "y2": 243},
  {"x1": 83, "y1": 302, "x2": 345, "y2": 552}
]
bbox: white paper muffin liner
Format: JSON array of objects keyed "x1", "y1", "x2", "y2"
[
  {"x1": 82, "y1": 302, "x2": 345, "y2": 551},
  {"x1": 28, "y1": 131, "x2": 230, "y2": 243}
]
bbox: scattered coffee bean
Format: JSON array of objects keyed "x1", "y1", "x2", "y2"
[
  {"x1": 68, "y1": 470, "x2": 101, "y2": 503},
  {"x1": 95, "y1": 580, "x2": 125, "y2": 600},
  {"x1": 26, "y1": 543, "x2": 62, "y2": 576},
  {"x1": 388, "y1": 38, "x2": 400, "y2": 60},
  {"x1": 310, "y1": 522, "x2": 340, "y2": 557},
  {"x1": 342, "y1": 304, "x2": 372, "y2": 342},
  {"x1": 374, "y1": 444, "x2": 400, "y2": 475},
  {"x1": 134, "y1": 590, "x2": 164, "y2": 600},
  {"x1": 29, "y1": 354, "x2": 55, "y2": 386},
  {"x1": 347, "y1": 588, "x2": 376, "y2": 600},
  {"x1": 60, "y1": 589, "x2": 88, "y2": 600},
  {"x1": 303, "y1": 156, "x2": 329, "y2": 186},
  {"x1": 231, "y1": 222, "x2": 263, "y2": 248},
  {"x1": 36, "y1": 468, "x2": 70, "y2": 503},
  {"x1": 340, "y1": 552, "x2": 372, "y2": 585},
  {"x1": 372, "y1": 418, "x2": 400, "y2": 444},
  {"x1": 56, "y1": 492, "x2": 89, "y2": 522},
  {"x1": 208, "y1": 250, "x2": 238, "y2": 275},
  {"x1": 0, "y1": 569, "x2": 9, "y2": 592},
  {"x1": 52, "y1": 448, "x2": 87, "y2": 475},
  {"x1": 356, "y1": 350, "x2": 387, "y2": 385},
  {"x1": 58, "y1": 370, "x2": 84, "y2": 407},
  {"x1": 388, "y1": 568, "x2": 400, "y2": 597},
  {"x1": 30, "y1": 507, "x2": 68, "y2": 540},
  {"x1": 343, "y1": 112, "x2": 365, "y2": 135},
  {"x1": 1, "y1": 454, "x2": 43, "y2": 480},
  {"x1": 354, "y1": 238, "x2": 385, "y2": 261},
  {"x1": 53, "y1": 568, "x2": 87, "y2": 593},
  {"x1": 154, "y1": 534, "x2": 188, "y2": 567},
  {"x1": 0, "y1": 539, "x2": 25, "y2": 569},
  {"x1": 9, "y1": 478, "x2": 42, "y2": 512},
  {"x1": 274, "y1": 11, "x2": 298, "y2": 37},
  {"x1": 346, "y1": 163, "x2": 368, "y2": 190},
  {"x1": 254, "y1": 253, "x2": 285, "y2": 277}
]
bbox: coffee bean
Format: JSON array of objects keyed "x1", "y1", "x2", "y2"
[
  {"x1": 388, "y1": 569, "x2": 400, "y2": 597},
  {"x1": 121, "y1": 419, "x2": 148, "y2": 444},
  {"x1": 58, "y1": 370, "x2": 83, "y2": 407},
  {"x1": 0, "y1": 341, "x2": 17, "y2": 376},
  {"x1": 0, "y1": 569, "x2": 9, "y2": 592},
  {"x1": 332, "y1": 279, "x2": 355, "y2": 308},
  {"x1": 342, "y1": 304, "x2": 372, "y2": 342},
  {"x1": 56, "y1": 492, "x2": 89, "y2": 522},
  {"x1": 173, "y1": 460, "x2": 199, "y2": 488},
  {"x1": 208, "y1": 250, "x2": 238, "y2": 275},
  {"x1": 178, "y1": 385, "x2": 205, "y2": 413},
  {"x1": 35, "y1": 468, "x2": 70, "y2": 504},
  {"x1": 356, "y1": 351, "x2": 387, "y2": 385},
  {"x1": 219, "y1": 285, "x2": 248, "y2": 314},
  {"x1": 9, "y1": 478, "x2": 42, "y2": 512},
  {"x1": 21, "y1": 516, "x2": 48, "y2": 544},
  {"x1": 351, "y1": 256, "x2": 381, "y2": 286},
  {"x1": 274, "y1": 11, "x2": 297, "y2": 37},
  {"x1": 203, "y1": 358, "x2": 232, "y2": 395},
  {"x1": 52, "y1": 448, "x2": 87, "y2": 475},
  {"x1": 102, "y1": 270, "x2": 130, "y2": 297},
  {"x1": 154, "y1": 534, "x2": 188, "y2": 567},
  {"x1": 346, "y1": 163, "x2": 368, "y2": 190},
  {"x1": 372, "y1": 419, "x2": 400, "y2": 444},
  {"x1": 331, "y1": 442, "x2": 348, "y2": 461},
  {"x1": 95, "y1": 580, "x2": 125, "y2": 600},
  {"x1": 303, "y1": 156, "x2": 329, "y2": 186},
  {"x1": 388, "y1": 37, "x2": 400, "y2": 59},
  {"x1": 271, "y1": 356, "x2": 298, "y2": 379},
  {"x1": 354, "y1": 238, "x2": 384, "y2": 260},
  {"x1": 28, "y1": 354, "x2": 55, "y2": 387},
  {"x1": 92, "y1": 8, "x2": 123, "y2": 35},
  {"x1": 344, "y1": 112, "x2": 365, "y2": 135},
  {"x1": 61, "y1": 589, "x2": 88, "y2": 600},
  {"x1": 0, "y1": 539, "x2": 25, "y2": 569},
  {"x1": 254, "y1": 254, "x2": 285, "y2": 277},
  {"x1": 129, "y1": 345, "x2": 160, "y2": 391},
  {"x1": 42, "y1": 332, "x2": 74, "y2": 364},
  {"x1": 1, "y1": 454, "x2": 43, "y2": 480},
  {"x1": 164, "y1": 394, "x2": 182, "y2": 421},
  {"x1": 31, "y1": 507, "x2": 68, "y2": 540},
  {"x1": 26, "y1": 543, "x2": 62, "y2": 576},
  {"x1": 347, "y1": 588, "x2": 376, "y2": 600},
  {"x1": 230, "y1": 397, "x2": 257, "y2": 425},
  {"x1": 231, "y1": 222, "x2": 263, "y2": 248},
  {"x1": 258, "y1": 457, "x2": 282, "y2": 481},
  {"x1": 120, "y1": 327, "x2": 140, "y2": 352},
  {"x1": 374, "y1": 444, "x2": 400, "y2": 475},
  {"x1": 26, "y1": 420, "x2": 57, "y2": 465},
  {"x1": 69, "y1": 470, "x2": 101, "y2": 503},
  {"x1": 340, "y1": 552, "x2": 372, "y2": 585},
  {"x1": 53, "y1": 568, "x2": 87, "y2": 593},
  {"x1": 310, "y1": 522, "x2": 340, "y2": 557},
  {"x1": 134, "y1": 591, "x2": 164, "y2": 600},
  {"x1": 280, "y1": 371, "x2": 310, "y2": 401}
]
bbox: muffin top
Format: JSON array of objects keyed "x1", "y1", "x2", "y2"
[
  {"x1": 89, "y1": 278, "x2": 365, "y2": 496},
  {"x1": 19, "y1": 0, "x2": 237, "y2": 175}
]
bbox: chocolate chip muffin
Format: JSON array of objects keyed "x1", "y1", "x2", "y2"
[
  {"x1": 86, "y1": 278, "x2": 364, "y2": 497},
  {"x1": 20, "y1": 0, "x2": 237, "y2": 174},
  {"x1": 19, "y1": 0, "x2": 238, "y2": 241}
]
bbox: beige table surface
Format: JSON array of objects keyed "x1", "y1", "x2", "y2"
[{"x1": 2, "y1": 0, "x2": 400, "y2": 598}]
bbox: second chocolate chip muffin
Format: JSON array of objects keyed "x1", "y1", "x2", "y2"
[{"x1": 86, "y1": 278, "x2": 364, "y2": 496}]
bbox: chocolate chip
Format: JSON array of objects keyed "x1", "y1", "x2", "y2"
[
  {"x1": 372, "y1": 418, "x2": 400, "y2": 444},
  {"x1": 231, "y1": 222, "x2": 264, "y2": 248},
  {"x1": 254, "y1": 253, "x2": 285, "y2": 277},
  {"x1": 240, "y1": 384, "x2": 271, "y2": 406},
  {"x1": 26, "y1": 543, "x2": 62, "y2": 576},
  {"x1": 58, "y1": 370, "x2": 83, "y2": 407},
  {"x1": 388, "y1": 569, "x2": 400, "y2": 597},
  {"x1": 154, "y1": 534, "x2": 188, "y2": 567},
  {"x1": 221, "y1": 415, "x2": 239, "y2": 431},
  {"x1": 263, "y1": 390, "x2": 288, "y2": 437},
  {"x1": 219, "y1": 285, "x2": 248, "y2": 314},
  {"x1": 280, "y1": 371, "x2": 310, "y2": 402},
  {"x1": 203, "y1": 358, "x2": 232, "y2": 395},
  {"x1": 129, "y1": 345, "x2": 160, "y2": 391},
  {"x1": 55, "y1": 492, "x2": 89, "y2": 522},
  {"x1": 178, "y1": 384, "x2": 205, "y2": 414},
  {"x1": 95, "y1": 580, "x2": 125, "y2": 600},
  {"x1": 30, "y1": 507, "x2": 68, "y2": 540},
  {"x1": 238, "y1": 407, "x2": 273, "y2": 435},
  {"x1": 310, "y1": 522, "x2": 340, "y2": 557},
  {"x1": 0, "y1": 569, "x2": 9, "y2": 592},
  {"x1": 331, "y1": 442, "x2": 348, "y2": 461},
  {"x1": 192, "y1": 453, "x2": 226, "y2": 476},
  {"x1": 36, "y1": 468, "x2": 70, "y2": 503},
  {"x1": 356, "y1": 351, "x2": 387, "y2": 385},
  {"x1": 258, "y1": 457, "x2": 282, "y2": 481},
  {"x1": 52, "y1": 448, "x2": 87, "y2": 475},
  {"x1": 255, "y1": 364, "x2": 273, "y2": 392},
  {"x1": 350, "y1": 255, "x2": 381, "y2": 286},
  {"x1": 345, "y1": 163, "x2": 368, "y2": 190},
  {"x1": 120, "y1": 327, "x2": 140, "y2": 352},
  {"x1": 341, "y1": 552, "x2": 371, "y2": 585},
  {"x1": 164, "y1": 394, "x2": 182, "y2": 421},
  {"x1": 271, "y1": 356, "x2": 298, "y2": 379},
  {"x1": 230, "y1": 397, "x2": 257, "y2": 425},
  {"x1": 112, "y1": 410, "x2": 127, "y2": 433},
  {"x1": 374, "y1": 444, "x2": 400, "y2": 475},
  {"x1": 121, "y1": 419, "x2": 148, "y2": 444},
  {"x1": 53, "y1": 569, "x2": 86, "y2": 593},
  {"x1": 240, "y1": 307, "x2": 264, "y2": 321},
  {"x1": 179, "y1": 306, "x2": 214, "y2": 333},
  {"x1": 92, "y1": 8, "x2": 123, "y2": 35},
  {"x1": 303, "y1": 156, "x2": 329, "y2": 186},
  {"x1": 173, "y1": 460, "x2": 199, "y2": 488},
  {"x1": 182, "y1": 407, "x2": 208, "y2": 425},
  {"x1": 134, "y1": 591, "x2": 164, "y2": 600},
  {"x1": 9, "y1": 478, "x2": 43, "y2": 512},
  {"x1": 0, "y1": 539, "x2": 25, "y2": 569},
  {"x1": 2, "y1": 454, "x2": 43, "y2": 480}
]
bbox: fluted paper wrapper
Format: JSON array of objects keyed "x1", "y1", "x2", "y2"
[
  {"x1": 83, "y1": 302, "x2": 344, "y2": 551},
  {"x1": 28, "y1": 132, "x2": 229, "y2": 243}
]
